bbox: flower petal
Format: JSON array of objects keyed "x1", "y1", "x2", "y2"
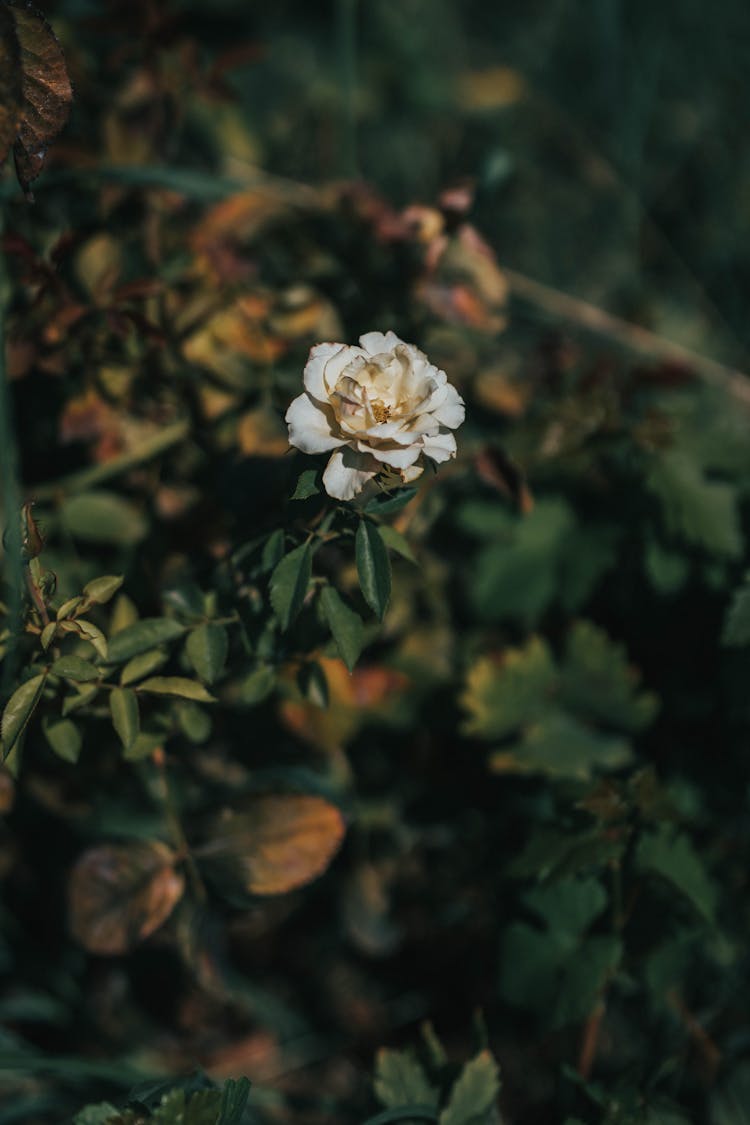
[
  {"x1": 433, "y1": 384, "x2": 465, "y2": 429},
  {"x1": 361, "y1": 442, "x2": 421, "y2": 469},
  {"x1": 322, "y1": 448, "x2": 380, "y2": 501},
  {"x1": 303, "y1": 343, "x2": 345, "y2": 399},
  {"x1": 422, "y1": 431, "x2": 457, "y2": 463},
  {"x1": 285, "y1": 393, "x2": 347, "y2": 454},
  {"x1": 400, "y1": 463, "x2": 424, "y2": 484},
  {"x1": 359, "y1": 330, "x2": 403, "y2": 356}
]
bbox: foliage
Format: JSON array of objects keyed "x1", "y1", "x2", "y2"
[{"x1": 1, "y1": 2, "x2": 750, "y2": 1125}]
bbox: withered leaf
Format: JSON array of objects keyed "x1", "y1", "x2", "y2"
[
  {"x1": 69, "y1": 840, "x2": 185, "y2": 955},
  {"x1": 3, "y1": 1, "x2": 73, "y2": 196},
  {"x1": 0, "y1": 3, "x2": 22, "y2": 164},
  {"x1": 200, "y1": 793, "x2": 346, "y2": 896}
]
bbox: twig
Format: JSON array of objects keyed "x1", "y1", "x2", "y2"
[
  {"x1": 29, "y1": 418, "x2": 190, "y2": 503},
  {"x1": 577, "y1": 1001, "x2": 606, "y2": 1081},
  {"x1": 504, "y1": 266, "x2": 750, "y2": 407}
]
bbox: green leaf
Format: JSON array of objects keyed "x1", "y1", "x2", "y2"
[
  {"x1": 524, "y1": 877, "x2": 608, "y2": 941},
  {"x1": 646, "y1": 452, "x2": 742, "y2": 559},
  {"x1": 218, "y1": 1077, "x2": 251, "y2": 1125},
  {"x1": 43, "y1": 717, "x2": 82, "y2": 763},
  {"x1": 261, "y1": 528, "x2": 285, "y2": 573},
  {"x1": 439, "y1": 1050, "x2": 501, "y2": 1125},
  {"x1": 374, "y1": 1048, "x2": 439, "y2": 1110},
  {"x1": 461, "y1": 637, "x2": 556, "y2": 740},
  {"x1": 82, "y1": 575, "x2": 124, "y2": 605},
  {"x1": 356, "y1": 520, "x2": 392, "y2": 620},
  {"x1": 236, "y1": 664, "x2": 276, "y2": 705},
  {"x1": 320, "y1": 586, "x2": 365, "y2": 672},
  {"x1": 73, "y1": 1104, "x2": 119, "y2": 1125},
  {"x1": 553, "y1": 936, "x2": 623, "y2": 1028},
  {"x1": 59, "y1": 491, "x2": 148, "y2": 546},
  {"x1": 40, "y1": 621, "x2": 57, "y2": 650},
  {"x1": 74, "y1": 619, "x2": 108, "y2": 661},
  {"x1": 124, "y1": 730, "x2": 164, "y2": 761},
  {"x1": 723, "y1": 573, "x2": 750, "y2": 646},
  {"x1": 379, "y1": 524, "x2": 418, "y2": 564},
  {"x1": 1, "y1": 674, "x2": 46, "y2": 758},
  {"x1": 56, "y1": 596, "x2": 84, "y2": 620},
  {"x1": 185, "y1": 623, "x2": 228, "y2": 685},
  {"x1": 137, "y1": 677, "x2": 216, "y2": 702},
  {"x1": 106, "y1": 618, "x2": 186, "y2": 664},
  {"x1": 291, "y1": 468, "x2": 320, "y2": 500},
  {"x1": 62, "y1": 685, "x2": 99, "y2": 716},
  {"x1": 52, "y1": 656, "x2": 100, "y2": 683},
  {"x1": 560, "y1": 621, "x2": 658, "y2": 733},
  {"x1": 364, "y1": 487, "x2": 418, "y2": 516},
  {"x1": 644, "y1": 540, "x2": 690, "y2": 596},
  {"x1": 175, "y1": 701, "x2": 212, "y2": 744},
  {"x1": 363, "y1": 1108, "x2": 439, "y2": 1125},
  {"x1": 270, "y1": 542, "x2": 312, "y2": 630},
  {"x1": 110, "y1": 688, "x2": 140, "y2": 751},
  {"x1": 120, "y1": 648, "x2": 169, "y2": 685},
  {"x1": 636, "y1": 828, "x2": 717, "y2": 923},
  {"x1": 490, "y1": 712, "x2": 632, "y2": 781}
]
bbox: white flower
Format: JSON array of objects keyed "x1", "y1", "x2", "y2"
[{"x1": 285, "y1": 331, "x2": 465, "y2": 500}]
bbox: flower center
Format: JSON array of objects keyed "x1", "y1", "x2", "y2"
[{"x1": 371, "y1": 401, "x2": 391, "y2": 423}]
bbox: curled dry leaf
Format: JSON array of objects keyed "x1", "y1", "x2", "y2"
[
  {"x1": 0, "y1": 0, "x2": 73, "y2": 196},
  {"x1": 68, "y1": 840, "x2": 185, "y2": 955},
  {"x1": 199, "y1": 793, "x2": 346, "y2": 896}
]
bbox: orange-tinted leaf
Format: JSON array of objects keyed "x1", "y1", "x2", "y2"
[
  {"x1": 237, "y1": 406, "x2": 289, "y2": 458},
  {"x1": 68, "y1": 840, "x2": 185, "y2": 955},
  {"x1": 201, "y1": 793, "x2": 346, "y2": 895},
  {"x1": 8, "y1": 1, "x2": 72, "y2": 195}
]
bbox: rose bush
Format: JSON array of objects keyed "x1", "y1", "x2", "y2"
[{"x1": 285, "y1": 330, "x2": 465, "y2": 499}]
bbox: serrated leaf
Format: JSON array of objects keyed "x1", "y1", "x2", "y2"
[
  {"x1": 261, "y1": 528, "x2": 285, "y2": 572},
  {"x1": 43, "y1": 717, "x2": 82, "y2": 763},
  {"x1": 137, "y1": 677, "x2": 216, "y2": 702},
  {"x1": 356, "y1": 520, "x2": 392, "y2": 620},
  {"x1": 490, "y1": 712, "x2": 632, "y2": 781},
  {"x1": 69, "y1": 840, "x2": 185, "y2": 955},
  {"x1": 185, "y1": 623, "x2": 228, "y2": 685},
  {"x1": 106, "y1": 618, "x2": 186, "y2": 664},
  {"x1": 291, "y1": 468, "x2": 320, "y2": 500},
  {"x1": 374, "y1": 1048, "x2": 438, "y2": 1110},
  {"x1": 120, "y1": 648, "x2": 169, "y2": 685},
  {"x1": 110, "y1": 688, "x2": 140, "y2": 751},
  {"x1": 83, "y1": 575, "x2": 124, "y2": 605},
  {"x1": 270, "y1": 542, "x2": 312, "y2": 630},
  {"x1": 52, "y1": 655, "x2": 100, "y2": 683},
  {"x1": 646, "y1": 452, "x2": 742, "y2": 559},
  {"x1": 199, "y1": 793, "x2": 346, "y2": 895},
  {"x1": 439, "y1": 1050, "x2": 500, "y2": 1125},
  {"x1": 1, "y1": 673, "x2": 45, "y2": 758},
  {"x1": 461, "y1": 638, "x2": 556, "y2": 740},
  {"x1": 560, "y1": 621, "x2": 658, "y2": 733},
  {"x1": 320, "y1": 586, "x2": 365, "y2": 672},
  {"x1": 379, "y1": 524, "x2": 418, "y2": 564},
  {"x1": 637, "y1": 828, "x2": 717, "y2": 923}
]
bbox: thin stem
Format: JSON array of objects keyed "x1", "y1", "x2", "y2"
[
  {"x1": 0, "y1": 214, "x2": 24, "y2": 699},
  {"x1": 152, "y1": 747, "x2": 207, "y2": 904}
]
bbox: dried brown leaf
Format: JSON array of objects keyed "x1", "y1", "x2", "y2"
[{"x1": 69, "y1": 840, "x2": 185, "y2": 955}]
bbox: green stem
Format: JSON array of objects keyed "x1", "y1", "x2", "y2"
[{"x1": 0, "y1": 214, "x2": 24, "y2": 700}]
